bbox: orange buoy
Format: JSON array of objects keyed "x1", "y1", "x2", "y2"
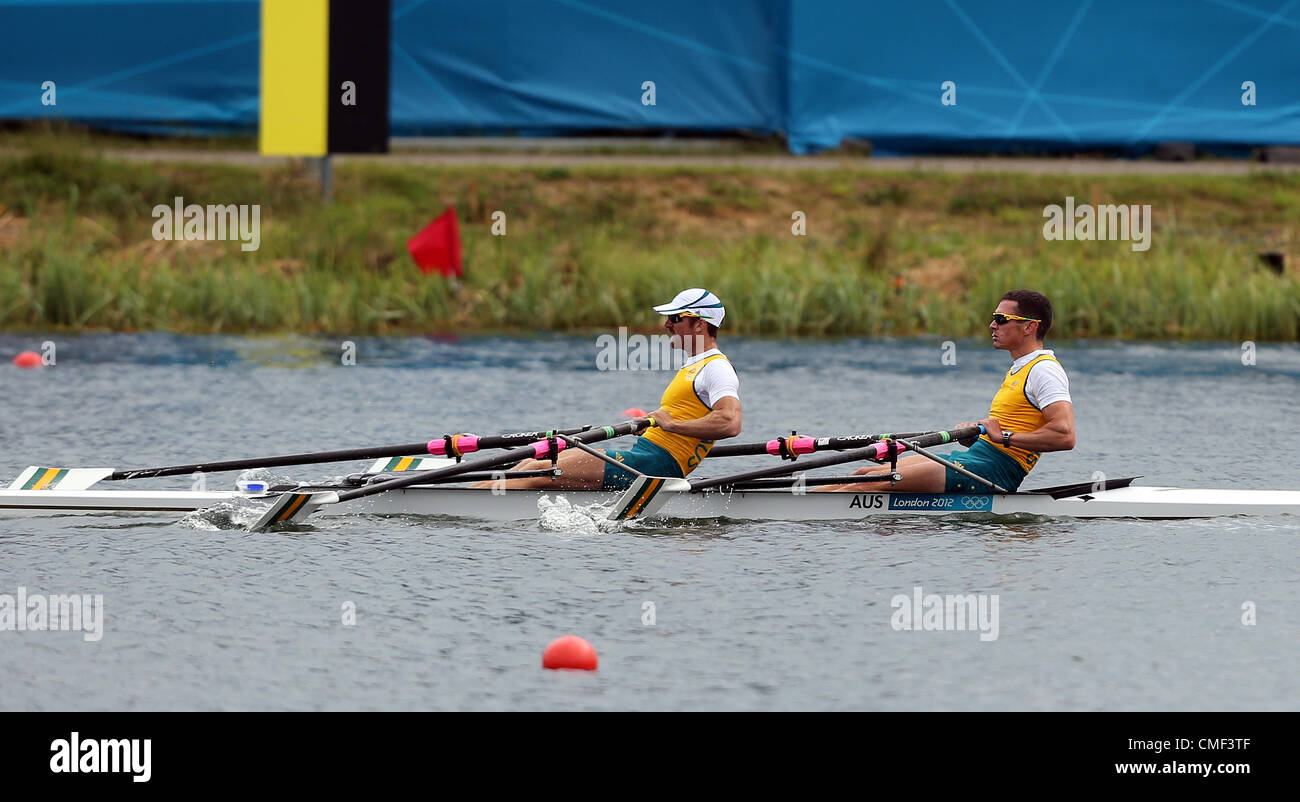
[
  {"x1": 13, "y1": 351, "x2": 43, "y2": 368},
  {"x1": 621, "y1": 407, "x2": 648, "y2": 418},
  {"x1": 542, "y1": 635, "x2": 598, "y2": 671}
]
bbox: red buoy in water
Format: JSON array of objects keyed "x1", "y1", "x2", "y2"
[
  {"x1": 621, "y1": 407, "x2": 647, "y2": 418},
  {"x1": 542, "y1": 635, "x2": 598, "y2": 671},
  {"x1": 13, "y1": 351, "x2": 42, "y2": 368}
]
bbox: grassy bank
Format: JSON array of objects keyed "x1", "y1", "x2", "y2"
[{"x1": 2, "y1": 130, "x2": 1298, "y2": 339}]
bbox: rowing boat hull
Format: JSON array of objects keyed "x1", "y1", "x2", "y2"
[{"x1": 2, "y1": 484, "x2": 1299, "y2": 520}]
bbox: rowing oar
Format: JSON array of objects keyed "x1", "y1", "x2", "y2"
[
  {"x1": 249, "y1": 419, "x2": 653, "y2": 530},
  {"x1": 607, "y1": 425, "x2": 984, "y2": 521},
  {"x1": 12, "y1": 427, "x2": 596, "y2": 492},
  {"x1": 707, "y1": 431, "x2": 933, "y2": 459}
]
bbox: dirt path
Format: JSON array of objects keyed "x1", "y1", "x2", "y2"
[{"x1": 27, "y1": 147, "x2": 1300, "y2": 175}]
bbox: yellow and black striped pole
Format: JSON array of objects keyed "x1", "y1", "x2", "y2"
[{"x1": 260, "y1": 0, "x2": 390, "y2": 156}]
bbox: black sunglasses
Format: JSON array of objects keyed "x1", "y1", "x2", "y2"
[
  {"x1": 666, "y1": 314, "x2": 699, "y2": 324},
  {"x1": 991, "y1": 313, "x2": 1040, "y2": 326}
]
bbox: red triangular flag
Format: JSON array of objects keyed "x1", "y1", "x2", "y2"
[{"x1": 407, "y1": 206, "x2": 462, "y2": 277}]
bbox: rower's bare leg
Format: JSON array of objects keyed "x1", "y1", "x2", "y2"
[
  {"x1": 467, "y1": 448, "x2": 608, "y2": 490},
  {"x1": 813, "y1": 454, "x2": 947, "y2": 493}
]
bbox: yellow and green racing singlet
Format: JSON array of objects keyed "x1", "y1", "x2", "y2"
[
  {"x1": 979, "y1": 353, "x2": 1061, "y2": 472},
  {"x1": 642, "y1": 353, "x2": 730, "y2": 475}
]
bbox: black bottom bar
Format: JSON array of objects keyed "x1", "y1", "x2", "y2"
[{"x1": 5, "y1": 713, "x2": 1283, "y2": 788}]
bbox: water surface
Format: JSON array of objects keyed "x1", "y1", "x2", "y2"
[{"x1": 2, "y1": 334, "x2": 1296, "y2": 710}]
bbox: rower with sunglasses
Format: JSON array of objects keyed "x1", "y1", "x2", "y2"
[
  {"x1": 480, "y1": 288, "x2": 742, "y2": 491},
  {"x1": 822, "y1": 289, "x2": 1075, "y2": 494}
]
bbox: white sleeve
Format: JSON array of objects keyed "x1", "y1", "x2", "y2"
[
  {"x1": 694, "y1": 359, "x2": 740, "y2": 409},
  {"x1": 1025, "y1": 360, "x2": 1071, "y2": 410}
]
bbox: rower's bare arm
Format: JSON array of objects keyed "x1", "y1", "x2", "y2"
[
  {"x1": 651, "y1": 397, "x2": 742, "y2": 440},
  {"x1": 1007, "y1": 401, "x2": 1076, "y2": 452}
]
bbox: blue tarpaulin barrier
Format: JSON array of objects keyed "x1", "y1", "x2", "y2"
[{"x1": 2, "y1": 0, "x2": 1297, "y2": 152}]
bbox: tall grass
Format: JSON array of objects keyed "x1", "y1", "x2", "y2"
[{"x1": 1, "y1": 135, "x2": 1297, "y2": 339}]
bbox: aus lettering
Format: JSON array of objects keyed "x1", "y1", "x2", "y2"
[
  {"x1": 848, "y1": 494, "x2": 884, "y2": 509},
  {"x1": 685, "y1": 440, "x2": 715, "y2": 471}
]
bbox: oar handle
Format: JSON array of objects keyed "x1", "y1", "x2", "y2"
[
  {"x1": 854, "y1": 426, "x2": 984, "y2": 461},
  {"x1": 334, "y1": 419, "x2": 652, "y2": 502}
]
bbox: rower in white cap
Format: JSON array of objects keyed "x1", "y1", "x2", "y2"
[{"x1": 481, "y1": 288, "x2": 742, "y2": 490}]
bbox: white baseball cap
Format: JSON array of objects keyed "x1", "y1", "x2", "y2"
[{"x1": 653, "y1": 288, "x2": 726, "y2": 328}]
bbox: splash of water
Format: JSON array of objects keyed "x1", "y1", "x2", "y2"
[
  {"x1": 236, "y1": 467, "x2": 295, "y2": 486},
  {"x1": 179, "y1": 496, "x2": 267, "y2": 531},
  {"x1": 536, "y1": 495, "x2": 623, "y2": 536}
]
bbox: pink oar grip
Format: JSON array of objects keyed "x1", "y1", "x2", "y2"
[
  {"x1": 765, "y1": 436, "x2": 818, "y2": 456},
  {"x1": 427, "y1": 435, "x2": 480, "y2": 456},
  {"x1": 530, "y1": 439, "x2": 568, "y2": 459},
  {"x1": 788, "y1": 436, "x2": 817, "y2": 454},
  {"x1": 865, "y1": 441, "x2": 909, "y2": 460}
]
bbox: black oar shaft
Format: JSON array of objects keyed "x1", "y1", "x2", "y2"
[
  {"x1": 728, "y1": 474, "x2": 900, "y2": 489},
  {"x1": 345, "y1": 468, "x2": 558, "y2": 486},
  {"x1": 690, "y1": 426, "x2": 982, "y2": 491},
  {"x1": 428, "y1": 427, "x2": 593, "y2": 456},
  {"x1": 690, "y1": 444, "x2": 891, "y2": 490},
  {"x1": 334, "y1": 420, "x2": 650, "y2": 503},
  {"x1": 112, "y1": 443, "x2": 429, "y2": 480},
  {"x1": 707, "y1": 431, "x2": 933, "y2": 459},
  {"x1": 110, "y1": 427, "x2": 593, "y2": 480}
]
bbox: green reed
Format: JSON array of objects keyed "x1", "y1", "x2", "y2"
[{"x1": 1, "y1": 136, "x2": 1297, "y2": 340}]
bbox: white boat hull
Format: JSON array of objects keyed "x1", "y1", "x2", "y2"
[{"x1": 2, "y1": 484, "x2": 1299, "y2": 521}]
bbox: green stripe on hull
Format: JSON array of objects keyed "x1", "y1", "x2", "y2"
[{"x1": 23, "y1": 468, "x2": 67, "y2": 490}]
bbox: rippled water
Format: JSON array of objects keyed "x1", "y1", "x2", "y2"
[{"x1": 2, "y1": 334, "x2": 1297, "y2": 710}]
